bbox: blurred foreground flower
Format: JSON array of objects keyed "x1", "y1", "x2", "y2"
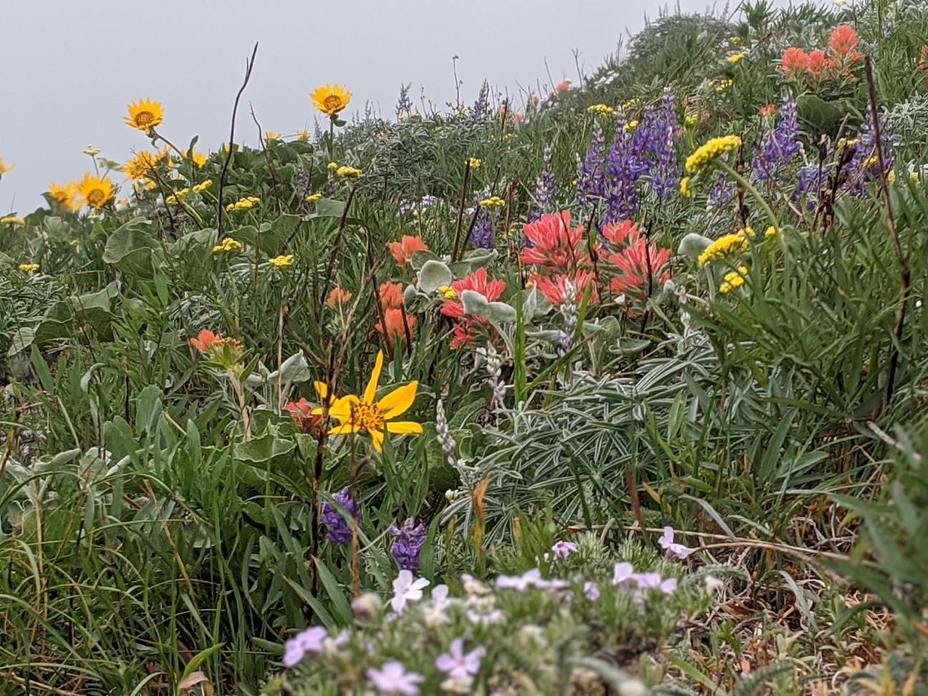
[
  {"x1": 2, "y1": 216, "x2": 26, "y2": 226},
  {"x1": 0, "y1": 157, "x2": 13, "y2": 176}
]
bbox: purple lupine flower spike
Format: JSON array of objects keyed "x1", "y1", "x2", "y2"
[
  {"x1": 389, "y1": 518, "x2": 428, "y2": 572},
  {"x1": 605, "y1": 112, "x2": 649, "y2": 223},
  {"x1": 576, "y1": 120, "x2": 607, "y2": 207},
  {"x1": 321, "y1": 487, "x2": 361, "y2": 545},
  {"x1": 531, "y1": 145, "x2": 558, "y2": 221},
  {"x1": 753, "y1": 99, "x2": 800, "y2": 183}
]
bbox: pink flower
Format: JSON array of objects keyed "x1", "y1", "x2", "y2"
[
  {"x1": 521, "y1": 212, "x2": 587, "y2": 272},
  {"x1": 607, "y1": 239, "x2": 671, "y2": 305},
  {"x1": 612, "y1": 561, "x2": 635, "y2": 587},
  {"x1": 367, "y1": 661, "x2": 425, "y2": 696},
  {"x1": 282, "y1": 625, "x2": 327, "y2": 667},
  {"x1": 780, "y1": 47, "x2": 810, "y2": 77},
  {"x1": 435, "y1": 638, "x2": 486, "y2": 679},
  {"x1": 534, "y1": 271, "x2": 595, "y2": 306},
  {"x1": 388, "y1": 235, "x2": 429, "y2": 267},
  {"x1": 658, "y1": 526, "x2": 694, "y2": 559},
  {"x1": 829, "y1": 24, "x2": 862, "y2": 62}
]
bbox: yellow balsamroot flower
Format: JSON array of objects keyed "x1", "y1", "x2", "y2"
[
  {"x1": 336, "y1": 165, "x2": 362, "y2": 178},
  {"x1": 587, "y1": 103, "x2": 617, "y2": 117},
  {"x1": 0, "y1": 157, "x2": 13, "y2": 175},
  {"x1": 49, "y1": 182, "x2": 80, "y2": 211},
  {"x1": 78, "y1": 174, "x2": 115, "y2": 209},
  {"x1": 123, "y1": 151, "x2": 158, "y2": 180},
  {"x1": 226, "y1": 196, "x2": 260, "y2": 212},
  {"x1": 438, "y1": 286, "x2": 457, "y2": 300},
  {"x1": 468, "y1": 157, "x2": 481, "y2": 170},
  {"x1": 311, "y1": 84, "x2": 352, "y2": 117},
  {"x1": 2, "y1": 215, "x2": 26, "y2": 226},
  {"x1": 265, "y1": 131, "x2": 281, "y2": 142},
  {"x1": 727, "y1": 51, "x2": 749, "y2": 65},
  {"x1": 698, "y1": 232, "x2": 749, "y2": 266},
  {"x1": 18, "y1": 263, "x2": 40, "y2": 273},
  {"x1": 125, "y1": 99, "x2": 165, "y2": 134},
  {"x1": 183, "y1": 148, "x2": 207, "y2": 168},
  {"x1": 165, "y1": 188, "x2": 190, "y2": 205},
  {"x1": 685, "y1": 135, "x2": 742, "y2": 175},
  {"x1": 719, "y1": 266, "x2": 749, "y2": 294},
  {"x1": 296, "y1": 129, "x2": 311, "y2": 142},
  {"x1": 312, "y1": 350, "x2": 422, "y2": 452},
  {"x1": 269, "y1": 254, "x2": 294, "y2": 268},
  {"x1": 479, "y1": 196, "x2": 506, "y2": 210},
  {"x1": 212, "y1": 237, "x2": 243, "y2": 254},
  {"x1": 680, "y1": 177, "x2": 694, "y2": 198}
]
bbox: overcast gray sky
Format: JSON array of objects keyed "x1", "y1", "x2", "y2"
[{"x1": 0, "y1": 0, "x2": 741, "y2": 212}]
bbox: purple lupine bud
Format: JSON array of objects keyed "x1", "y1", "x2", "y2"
[
  {"x1": 530, "y1": 146, "x2": 558, "y2": 221},
  {"x1": 469, "y1": 81, "x2": 490, "y2": 123},
  {"x1": 389, "y1": 518, "x2": 428, "y2": 572},
  {"x1": 321, "y1": 487, "x2": 361, "y2": 545},
  {"x1": 753, "y1": 99, "x2": 800, "y2": 183},
  {"x1": 576, "y1": 120, "x2": 607, "y2": 207}
]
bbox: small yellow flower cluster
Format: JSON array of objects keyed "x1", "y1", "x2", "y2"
[
  {"x1": 624, "y1": 119, "x2": 640, "y2": 133},
  {"x1": 685, "y1": 135, "x2": 742, "y2": 175},
  {"x1": 764, "y1": 225, "x2": 779, "y2": 239},
  {"x1": 327, "y1": 161, "x2": 338, "y2": 172},
  {"x1": 193, "y1": 180, "x2": 212, "y2": 194},
  {"x1": 1, "y1": 215, "x2": 26, "y2": 226},
  {"x1": 226, "y1": 196, "x2": 260, "y2": 212},
  {"x1": 684, "y1": 113, "x2": 700, "y2": 128},
  {"x1": 729, "y1": 36, "x2": 743, "y2": 46},
  {"x1": 680, "y1": 177, "x2": 694, "y2": 198},
  {"x1": 438, "y1": 286, "x2": 457, "y2": 300},
  {"x1": 737, "y1": 226, "x2": 756, "y2": 239},
  {"x1": 467, "y1": 157, "x2": 481, "y2": 170},
  {"x1": 479, "y1": 196, "x2": 506, "y2": 210},
  {"x1": 720, "y1": 266, "x2": 749, "y2": 294},
  {"x1": 212, "y1": 237, "x2": 243, "y2": 254},
  {"x1": 587, "y1": 103, "x2": 617, "y2": 117},
  {"x1": 698, "y1": 232, "x2": 749, "y2": 266},
  {"x1": 335, "y1": 165, "x2": 362, "y2": 178},
  {"x1": 18, "y1": 263, "x2": 40, "y2": 273},
  {"x1": 621, "y1": 99, "x2": 638, "y2": 111},
  {"x1": 269, "y1": 254, "x2": 294, "y2": 268},
  {"x1": 710, "y1": 79, "x2": 733, "y2": 94},
  {"x1": 836, "y1": 138, "x2": 859, "y2": 150},
  {"x1": 726, "y1": 51, "x2": 749, "y2": 65},
  {"x1": 166, "y1": 188, "x2": 190, "y2": 205},
  {"x1": 306, "y1": 193, "x2": 322, "y2": 203},
  {"x1": 911, "y1": 171, "x2": 922, "y2": 183}
]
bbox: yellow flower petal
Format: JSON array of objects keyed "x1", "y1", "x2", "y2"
[
  {"x1": 377, "y1": 381, "x2": 418, "y2": 420},
  {"x1": 364, "y1": 351, "x2": 383, "y2": 404},
  {"x1": 314, "y1": 381, "x2": 330, "y2": 400},
  {"x1": 329, "y1": 423, "x2": 360, "y2": 436},
  {"x1": 369, "y1": 428, "x2": 384, "y2": 452},
  {"x1": 386, "y1": 421, "x2": 423, "y2": 434}
]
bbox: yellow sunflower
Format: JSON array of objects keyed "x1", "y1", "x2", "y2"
[
  {"x1": 77, "y1": 174, "x2": 115, "y2": 210},
  {"x1": 123, "y1": 151, "x2": 158, "y2": 180},
  {"x1": 49, "y1": 182, "x2": 81, "y2": 212},
  {"x1": 125, "y1": 99, "x2": 165, "y2": 133},
  {"x1": 311, "y1": 84, "x2": 352, "y2": 117},
  {"x1": 0, "y1": 157, "x2": 13, "y2": 175},
  {"x1": 183, "y1": 148, "x2": 207, "y2": 168},
  {"x1": 312, "y1": 350, "x2": 422, "y2": 452}
]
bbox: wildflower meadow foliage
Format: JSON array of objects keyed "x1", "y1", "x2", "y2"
[{"x1": 3, "y1": 1, "x2": 928, "y2": 693}]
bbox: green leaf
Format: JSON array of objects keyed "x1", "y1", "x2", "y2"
[
  {"x1": 234, "y1": 425, "x2": 296, "y2": 464},
  {"x1": 417, "y1": 260, "x2": 453, "y2": 293}
]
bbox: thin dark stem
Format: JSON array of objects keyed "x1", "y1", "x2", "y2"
[
  {"x1": 318, "y1": 186, "x2": 357, "y2": 308},
  {"x1": 218, "y1": 43, "x2": 259, "y2": 238},
  {"x1": 451, "y1": 162, "x2": 471, "y2": 262}
]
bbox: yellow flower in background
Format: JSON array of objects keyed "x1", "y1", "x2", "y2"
[
  {"x1": 269, "y1": 254, "x2": 294, "y2": 268},
  {"x1": 2, "y1": 215, "x2": 26, "y2": 226},
  {"x1": 684, "y1": 113, "x2": 699, "y2": 128},
  {"x1": 193, "y1": 179, "x2": 213, "y2": 193},
  {"x1": 479, "y1": 196, "x2": 506, "y2": 210},
  {"x1": 306, "y1": 193, "x2": 322, "y2": 203},
  {"x1": 727, "y1": 51, "x2": 749, "y2": 65},
  {"x1": 0, "y1": 157, "x2": 13, "y2": 175},
  {"x1": 311, "y1": 84, "x2": 352, "y2": 117},
  {"x1": 887, "y1": 170, "x2": 896, "y2": 184},
  {"x1": 226, "y1": 196, "x2": 260, "y2": 212},
  {"x1": 312, "y1": 350, "x2": 422, "y2": 452},
  {"x1": 698, "y1": 232, "x2": 749, "y2": 266},
  {"x1": 265, "y1": 131, "x2": 281, "y2": 142},
  {"x1": 124, "y1": 151, "x2": 158, "y2": 180},
  {"x1": 336, "y1": 165, "x2": 362, "y2": 178},
  {"x1": 18, "y1": 263, "x2": 40, "y2": 273},
  {"x1": 49, "y1": 182, "x2": 81, "y2": 211},
  {"x1": 621, "y1": 99, "x2": 638, "y2": 111},
  {"x1": 165, "y1": 188, "x2": 190, "y2": 205},
  {"x1": 624, "y1": 119, "x2": 640, "y2": 133},
  {"x1": 685, "y1": 135, "x2": 742, "y2": 175},
  {"x1": 438, "y1": 285, "x2": 457, "y2": 300},
  {"x1": 587, "y1": 104, "x2": 617, "y2": 117},
  {"x1": 719, "y1": 266, "x2": 749, "y2": 294},
  {"x1": 212, "y1": 237, "x2": 243, "y2": 254},
  {"x1": 77, "y1": 174, "x2": 115, "y2": 209},
  {"x1": 327, "y1": 161, "x2": 339, "y2": 171},
  {"x1": 764, "y1": 225, "x2": 779, "y2": 239},
  {"x1": 296, "y1": 129, "x2": 311, "y2": 142},
  {"x1": 680, "y1": 177, "x2": 694, "y2": 198},
  {"x1": 185, "y1": 148, "x2": 208, "y2": 167},
  {"x1": 468, "y1": 157, "x2": 481, "y2": 170},
  {"x1": 125, "y1": 99, "x2": 165, "y2": 133},
  {"x1": 714, "y1": 79, "x2": 733, "y2": 94},
  {"x1": 730, "y1": 36, "x2": 743, "y2": 46}
]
